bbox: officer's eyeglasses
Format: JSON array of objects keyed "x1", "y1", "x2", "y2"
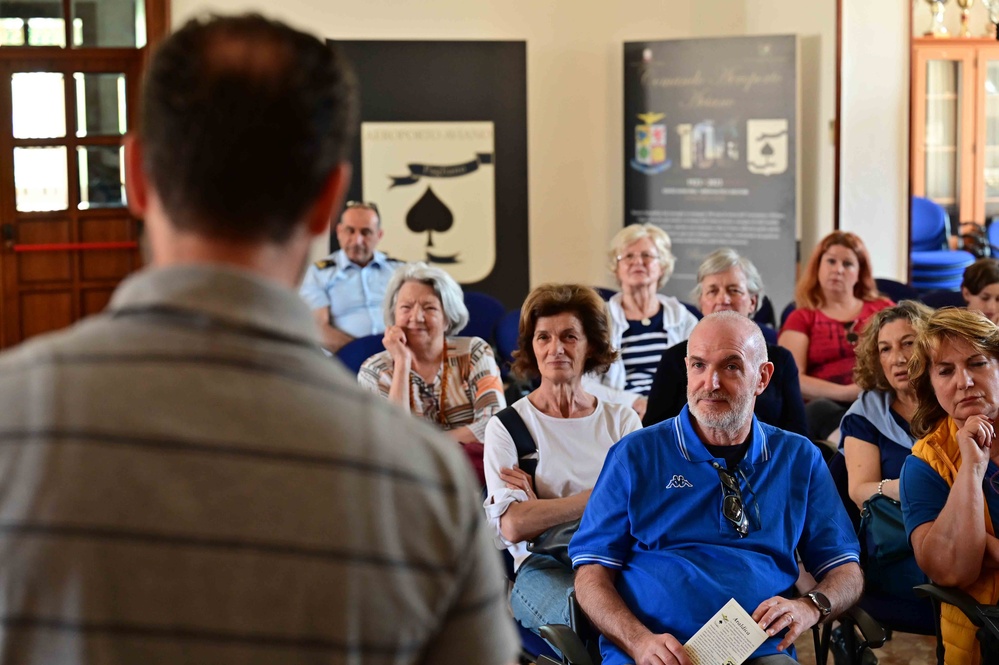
[{"x1": 345, "y1": 200, "x2": 380, "y2": 217}]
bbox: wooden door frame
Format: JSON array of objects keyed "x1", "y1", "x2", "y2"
[{"x1": 0, "y1": 0, "x2": 168, "y2": 347}]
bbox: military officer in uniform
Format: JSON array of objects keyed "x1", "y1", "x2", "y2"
[{"x1": 300, "y1": 201, "x2": 402, "y2": 353}]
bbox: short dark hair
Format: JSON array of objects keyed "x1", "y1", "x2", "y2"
[
  {"x1": 140, "y1": 14, "x2": 358, "y2": 243},
  {"x1": 512, "y1": 284, "x2": 617, "y2": 379},
  {"x1": 962, "y1": 258, "x2": 999, "y2": 296}
]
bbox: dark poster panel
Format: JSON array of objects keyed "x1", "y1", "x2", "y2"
[
  {"x1": 624, "y1": 36, "x2": 797, "y2": 313},
  {"x1": 333, "y1": 40, "x2": 529, "y2": 310}
]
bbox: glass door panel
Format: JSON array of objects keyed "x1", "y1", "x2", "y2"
[
  {"x1": 12, "y1": 72, "x2": 65, "y2": 138},
  {"x1": 74, "y1": 72, "x2": 126, "y2": 136},
  {"x1": 71, "y1": 0, "x2": 145, "y2": 48},
  {"x1": 76, "y1": 145, "x2": 123, "y2": 209},
  {"x1": 924, "y1": 59, "x2": 962, "y2": 211},
  {"x1": 14, "y1": 146, "x2": 68, "y2": 211},
  {"x1": 984, "y1": 60, "x2": 999, "y2": 217}
]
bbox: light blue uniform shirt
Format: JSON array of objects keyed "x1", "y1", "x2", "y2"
[{"x1": 298, "y1": 249, "x2": 401, "y2": 338}]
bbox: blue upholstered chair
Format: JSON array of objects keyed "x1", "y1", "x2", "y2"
[
  {"x1": 754, "y1": 295, "x2": 777, "y2": 329},
  {"x1": 911, "y1": 196, "x2": 975, "y2": 291},
  {"x1": 919, "y1": 288, "x2": 967, "y2": 310},
  {"x1": 335, "y1": 334, "x2": 385, "y2": 375},
  {"x1": 592, "y1": 286, "x2": 617, "y2": 302},
  {"x1": 874, "y1": 277, "x2": 918, "y2": 303},
  {"x1": 681, "y1": 301, "x2": 703, "y2": 320},
  {"x1": 461, "y1": 291, "x2": 506, "y2": 343}
]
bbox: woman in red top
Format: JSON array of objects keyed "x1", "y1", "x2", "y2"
[{"x1": 779, "y1": 231, "x2": 893, "y2": 440}]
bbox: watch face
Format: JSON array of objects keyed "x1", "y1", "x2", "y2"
[{"x1": 809, "y1": 591, "x2": 832, "y2": 615}]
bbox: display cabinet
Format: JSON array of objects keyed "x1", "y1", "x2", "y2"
[{"x1": 911, "y1": 37, "x2": 999, "y2": 228}]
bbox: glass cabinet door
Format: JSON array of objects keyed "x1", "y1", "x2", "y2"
[
  {"x1": 981, "y1": 56, "x2": 999, "y2": 219},
  {"x1": 912, "y1": 42, "x2": 977, "y2": 225},
  {"x1": 924, "y1": 59, "x2": 962, "y2": 220}
]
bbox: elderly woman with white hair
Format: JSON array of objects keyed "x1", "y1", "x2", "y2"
[
  {"x1": 643, "y1": 248, "x2": 807, "y2": 436},
  {"x1": 359, "y1": 262, "x2": 506, "y2": 479},
  {"x1": 583, "y1": 224, "x2": 698, "y2": 418}
]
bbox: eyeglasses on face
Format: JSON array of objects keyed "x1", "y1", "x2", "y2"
[
  {"x1": 616, "y1": 251, "x2": 660, "y2": 265},
  {"x1": 716, "y1": 467, "x2": 749, "y2": 537},
  {"x1": 345, "y1": 200, "x2": 380, "y2": 217}
]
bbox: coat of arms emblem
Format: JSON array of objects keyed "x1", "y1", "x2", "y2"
[{"x1": 630, "y1": 112, "x2": 671, "y2": 174}]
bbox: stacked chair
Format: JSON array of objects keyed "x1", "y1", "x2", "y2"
[{"x1": 910, "y1": 196, "x2": 975, "y2": 291}]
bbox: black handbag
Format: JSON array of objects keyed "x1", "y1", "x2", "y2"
[
  {"x1": 859, "y1": 493, "x2": 926, "y2": 598},
  {"x1": 527, "y1": 517, "x2": 580, "y2": 568}
]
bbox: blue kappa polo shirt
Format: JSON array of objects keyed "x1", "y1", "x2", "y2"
[{"x1": 570, "y1": 406, "x2": 859, "y2": 665}]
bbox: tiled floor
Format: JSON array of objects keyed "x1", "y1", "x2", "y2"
[{"x1": 795, "y1": 627, "x2": 938, "y2": 664}]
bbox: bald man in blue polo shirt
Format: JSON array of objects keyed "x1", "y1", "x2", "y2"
[{"x1": 571, "y1": 311, "x2": 863, "y2": 665}]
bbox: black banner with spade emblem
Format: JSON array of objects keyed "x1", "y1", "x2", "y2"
[
  {"x1": 623, "y1": 36, "x2": 797, "y2": 315},
  {"x1": 333, "y1": 40, "x2": 528, "y2": 310}
]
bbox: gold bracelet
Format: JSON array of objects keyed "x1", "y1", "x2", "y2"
[{"x1": 878, "y1": 478, "x2": 889, "y2": 496}]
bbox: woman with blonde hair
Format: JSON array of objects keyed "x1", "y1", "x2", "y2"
[
  {"x1": 900, "y1": 308, "x2": 999, "y2": 664},
  {"x1": 584, "y1": 224, "x2": 697, "y2": 419},
  {"x1": 779, "y1": 231, "x2": 893, "y2": 440}
]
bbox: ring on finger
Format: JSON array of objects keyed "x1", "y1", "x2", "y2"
[{"x1": 787, "y1": 614, "x2": 794, "y2": 623}]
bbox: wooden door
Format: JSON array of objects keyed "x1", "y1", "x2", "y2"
[{"x1": 0, "y1": 51, "x2": 143, "y2": 347}]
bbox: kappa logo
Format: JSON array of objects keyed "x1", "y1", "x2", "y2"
[{"x1": 665, "y1": 474, "x2": 693, "y2": 489}]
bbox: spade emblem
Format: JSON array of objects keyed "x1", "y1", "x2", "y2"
[
  {"x1": 406, "y1": 186, "x2": 459, "y2": 264},
  {"x1": 760, "y1": 142, "x2": 774, "y2": 166}
]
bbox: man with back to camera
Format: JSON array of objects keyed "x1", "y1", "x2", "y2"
[
  {"x1": 299, "y1": 200, "x2": 402, "y2": 353},
  {"x1": 0, "y1": 14, "x2": 518, "y2": 665},
  {"x1": 571, "y1": 311, "x2": 863, "y2": 665}
]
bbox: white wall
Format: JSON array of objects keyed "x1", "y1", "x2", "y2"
[
  {"x1": 172, "y1": 0, "x2": 698, "y2": 291},
  {"x1": 839, "y1": 0, "x2": 909, "y2": 281},
  {"x1": 171, "y1": 0, "x2": 912, "y2": 296}
]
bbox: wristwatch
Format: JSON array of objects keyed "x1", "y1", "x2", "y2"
[{"x1": 806, "y1": 591, "x2": 833, "y2": 619}]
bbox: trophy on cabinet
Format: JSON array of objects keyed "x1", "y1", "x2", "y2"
[
  {"x1": 924, "y1": 0, "x2": 951, "y2": 37},
  {"x1": 985, "y1": 0, "x2": 999, "y2": 38},
  {"x1": 957, "y1": 0, "x2": 975, "y2": 37}
]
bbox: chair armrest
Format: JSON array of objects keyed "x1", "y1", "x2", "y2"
[
  {"x1": 840, "y1": 604, "x2": 887, "y2": 649},
  {"x1": 538, "y1": 624, "x2": 594, "y2": 665},
  {"x1": 914, "y1": 584, "x2": 984, "y2": 625}
]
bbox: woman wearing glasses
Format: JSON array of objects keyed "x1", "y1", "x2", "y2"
[
  {"x1": 483, "y1": 284, "x2": 641, "y2": 635},
  {"x1": 900, "y1": 308, "x2": 999, "y2": 664},
  {"x1": 779, "y1": 231, "x2": 892, "y2": 441},
  {"x1": 584, "y1": 224, "x2": 698, "y2": 419}
]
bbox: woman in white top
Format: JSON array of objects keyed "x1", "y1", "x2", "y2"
[
  {"x1": 483, "y1": 283, "x2": 642, "y2": 635},
  {"x1": 584, "y1": 224, "x2": 698, "y2": 419}
]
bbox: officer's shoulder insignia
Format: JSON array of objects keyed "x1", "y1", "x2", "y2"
[{"x1": 314, "y1": 257, "x2": 337, "y2": 270}]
